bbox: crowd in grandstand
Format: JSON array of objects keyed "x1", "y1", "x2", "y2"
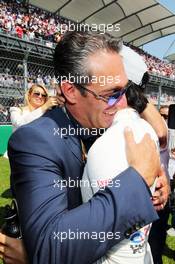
[
  {"x1": 0, "y1": 0, "x2": 175, "y2": 114},
  {"x1": 0, "y1": 73, "x2": 57, "y2": 89},
  {"x1": 0, "y1": 0, "x2": 175, "y2": 80},
  {"x1": 127, "y1": 43, "x2": 175, "y2": 80},
  {"x1": 147, "y1": 93, "x2": 175, "y2": 105},
  {"x1": 0, "y1": 0, "x2": 68, "y2": 44}
]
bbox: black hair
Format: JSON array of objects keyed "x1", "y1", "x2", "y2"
[
  {"x1": 140, "y1": 71, "x2": 149, "y2": 88},
  {"x1": 53, "y1": 30, "x2": 122, "y2": 95},
  {"x1": 126, "y1": 82, "x2": 148, "y2": 113}
]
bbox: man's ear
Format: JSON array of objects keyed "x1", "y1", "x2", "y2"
[{"x1": 60, "y1": 82, "x2": 78, "y2": 104}]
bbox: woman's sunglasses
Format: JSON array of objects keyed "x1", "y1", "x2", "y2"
[
  {"x1": 160, "y1": 114, "x2": 168, "y2": 120},
  {"x1": 32, "y1": 92, "x2": 47, "y2": 99}
]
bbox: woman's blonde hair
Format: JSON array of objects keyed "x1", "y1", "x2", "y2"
[{"x1": 24, "y1": 84, "x2": 49, "y2": 107}]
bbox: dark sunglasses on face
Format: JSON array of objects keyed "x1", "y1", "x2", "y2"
[
  {"x1": 160, "y1": 114, "x2": 168, "y2": 120},
  {"x1": 32, "y1": 92, "x2": 47, "y2": 98},
  {"x1": 75, "y1": 80, "x2": 133, "y2": 106}
]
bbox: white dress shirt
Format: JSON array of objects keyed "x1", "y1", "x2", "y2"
[
  {"x1": 81, "y1": 108, "x2": 159, "y2": 264},
  {"x1": 3, "y1": 106, "x2": 44, "y2": 158},
  {"x1": 10, "y1": 106, "x2": 44, "y2": 132}
]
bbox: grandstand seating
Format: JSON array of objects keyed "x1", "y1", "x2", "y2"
[
  {"x1": 0, "y1": 0, "x2": 175, "y2": 123},
  {"x1": 0, "y1": 1, "x2": 174, "y2": 80}
]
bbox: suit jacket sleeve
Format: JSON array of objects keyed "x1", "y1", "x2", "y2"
[{"x1": 8, "y1": 125, "x2": 158, "y2": 264}]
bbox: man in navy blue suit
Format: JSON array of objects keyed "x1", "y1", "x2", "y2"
[{"x1": 1, "y1": 31, "x2": 169, "y2": 264}]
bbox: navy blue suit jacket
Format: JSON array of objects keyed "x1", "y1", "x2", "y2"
[{"x1": 8, "y1": 107, "x2": 158, "y2": 264}]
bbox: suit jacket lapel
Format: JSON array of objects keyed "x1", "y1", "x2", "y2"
[{"x1": 49, "y1": 107, "x2": 83, "y2": 163}]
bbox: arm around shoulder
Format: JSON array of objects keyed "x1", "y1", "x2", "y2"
[{"x1": 8, "y1": 127, "x2": 158, "y2": 264}]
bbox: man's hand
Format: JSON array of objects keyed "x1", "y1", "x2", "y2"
[
  {"x1": 0, "y1": 233, "x2": 28, "y2": 264},
  {"x1": 152, "y1": 166, "x2": 170, "y2": 211},
  {"x1": 124, "y1": 127, "x2": 160, "y2": 187}
]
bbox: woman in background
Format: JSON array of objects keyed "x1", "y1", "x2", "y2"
[{"x1": 10, "y1": 84, "x2": 59, "y2": 131}]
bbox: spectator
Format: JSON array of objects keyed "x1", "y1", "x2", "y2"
[
  {"x1": 10, "y1": 84, "x2": 58, "y2": 131},
  {"x1": 0, "y1": 104, "x2": 7, "y2": 124},
  {"x1": 3, "y1": 84, "x2": 59, "y2": 160},
  {"x1": 15, "y1": 23, "x2": 23, "y2": 38},
  {"x1": 167, "y1": 104, "x2": 175, "y2": 237},
  {"x1": 160, "y1": 105, "x2": 169, "y2": 121},
  {"x1": 0, "y1": 1, "x2": 175, "y2": 80},
  {"x1": 148, "y1": 105, "x2": 170, "y2": 264}
]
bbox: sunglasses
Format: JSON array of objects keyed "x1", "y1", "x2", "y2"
[
  {"x1": 32, "y1": 92, "x2": 47, "y2": 99},
  {"x1": 160, "y1": 114, "x2": 168, "y2": 120},
  {"x1": 76, "y1": 81, "x2": 133, "y2": 106}
]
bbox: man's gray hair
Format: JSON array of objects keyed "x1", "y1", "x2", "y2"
[{"x1": 54, "y1": 30, "x2": 122, "y2": 93}]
